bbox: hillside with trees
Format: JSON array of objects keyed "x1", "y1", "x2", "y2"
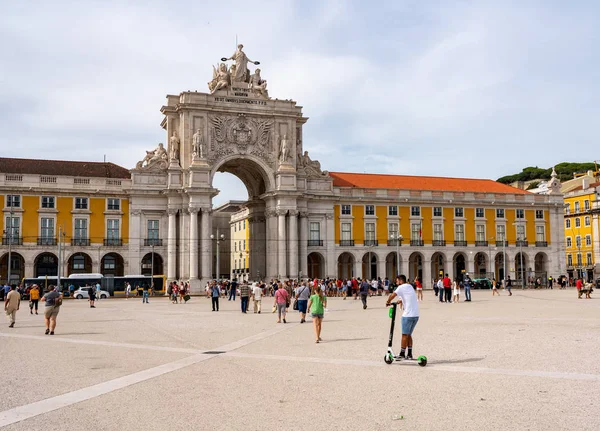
[{"x1": 497, "y1": 162, "x2": 598, "y2": 184}]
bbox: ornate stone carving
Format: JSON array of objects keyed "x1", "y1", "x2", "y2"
[
  {"x1": 169, "y1": 131, "x2": 180, "y2": 161},
  {"x1": 192, "y1": 128, "x2": 205, "y2": 160},
  {"x1": 264, "y1": 208, "x2": 277, "y2": 218},
  {"x1": 224, "y1": 44, "x2": 259, "y2": 84},
  {"x1": 298, "y1": 150, "x2": 328, "y2": 178},
  {"x1": 325, "y1": 213, "x2": 334, "y2": 220},
  {"x1": 299, "y1": 211, "x2": 309, "y2": 218},
  {"x1": 200, "y1": 206, "x2": 212, "y2": 214},
  {"x1": 136, "y1": 143, "x2": 168, "y2": 170},
  {"x1": 208, "y1": 63, "x2": 231, "y2": 94},
  {"x1": 276, "y1": 209, "x2": 288, "y2": 217},
  {"x1": 188, "y1": 206, "x2": 200, "y2": 214},
  {"x1": 249, "y1": 69, "x2": 268, "y2": 99},
  {"x1": 208, "y1": 114, "x2": 273, "y2": 162},
  {"x1": 130, "y1": 209, "x2": 142, "y2": 216},
  {"x1": 167, "y1": 208, "x2": 178, "y2": 216},
  {"x1": 288, "y1": 210, "x2": 299, "y2": 217},
  {"x1": 279, "y1": 134, "x2": 290, "y2": 164}
]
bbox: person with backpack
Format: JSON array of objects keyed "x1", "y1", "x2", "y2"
[
  {"x1": 295, "y1": 281, "x2": 310, "y2": 323},
  {"x1": 42, "y1": 286, "x2": 62, "y2": 335},
  {"x1": 359, "y1": 278, "x2": 370, "y2": 310}
]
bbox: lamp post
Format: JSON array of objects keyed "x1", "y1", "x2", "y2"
[
  {"x1": 210, "y1": 228, "x2": 225, "y2": 281},
  {"x1": 150, "y1": 244, "x2": 154, "y2": 289},
  {"x1": 518, "y1": 231, "x2": 527, "y2": 289},
  {"x1": 389, "y1": 233, "x2": 402, "y2": 277},
  {"x1": 5, "y1": 205, "x2": 15, "y2": 285},
  {"x1": 488, "y1": 236, "x2": 494, "y2": 279}
]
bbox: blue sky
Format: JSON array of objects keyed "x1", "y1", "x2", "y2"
[{"x1": 1, "y1": 0, "x2": 598, "y2": 206}]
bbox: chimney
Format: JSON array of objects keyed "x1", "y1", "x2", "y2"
[{"x1": 582, "y1": 177, "x2": 590, "y2": 189}]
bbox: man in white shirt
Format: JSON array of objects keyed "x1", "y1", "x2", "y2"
[
  {"x1": 385, "y1": 274, "x2": 420, "y2": 360},
  {"x1": 125, "y1": 282, "x2": 131, "y2": 300},
  {"x1": 252, "y1": 282, "x2": 263, "y2": 314}
]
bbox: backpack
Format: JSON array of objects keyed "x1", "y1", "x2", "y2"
[{"x1": 167, "y1": 285, "x2": 173, "y2": 295}]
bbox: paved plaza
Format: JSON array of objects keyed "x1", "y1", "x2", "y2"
[{"x1": 1, "y1": 289, "x2": 599, "y2": 430}]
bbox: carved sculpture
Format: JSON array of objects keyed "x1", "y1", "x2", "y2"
[
  {"x1": 279, "y1": 134, "x2": 290, "y2": 163},
  {"x1": 136, "y1": 143, "x2": 168, "y2": 170},
  {"x1": 249, "y1": 69, "x2": 268, "y2": 99},
  {"x1": 299, "y1": 150, "x2": 328, "y2": 178},
  {"x1": 192, "y1": 128, "x2": 205, "y2": 159},
  {"x1": 169, "y1": 131, "x2": 180, "y2": 161},
  {"x1": 225, "y1": 44, "x2": 258, "y2": 83},
  {"x1": 209, "y1": 115, "x2": 272, "y2": 161},
  {"x1": 208, "y1": 63, "x2": 231, "y2": 94}
]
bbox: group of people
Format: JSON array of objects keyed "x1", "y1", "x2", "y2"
[
  {"x1": 3, "y1": 284, "x2": 62, "y2": 334},
  {"x1": 167, "y1": 281, "x2": 190, "y2": 304}
]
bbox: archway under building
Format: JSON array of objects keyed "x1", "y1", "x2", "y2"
[
  {"x1": 34, "y1": 252, "x2": 58, "y2": 278},
  {"x1": 337, "y1": 252, "x2": 355, "y2": 280},
  {"x1": 141, "y1": 253, "x2": 164, "y2": 276},
  {"x1": 101, "y1": 253, "x2": 124, "y2": 276},
  {"x1": 453, "y1": 253, "x2": 466, "y2": 281},
  {"x1": 473, "y1": 252, "x2": 488, "y2": 278},
  {"x1": 361, "y1": 252, "x2": 378, "y2": 280},
  {"x1": 1, "y1": 252, "x2": 25, "y2": 285},
  {"x1": 494, "y1": 252, "x2": 507, "y2": 281},
  {"x1": 515, "y1": 252, "x2": 529, "y2": 286},
  {"x1": 385, "y1": 252, "x2": 400, "y2": 281},
  {"x1": 307, "y1": 252, "x2": 324, "y2": 280},
  {"x1": 408, "y1": 252, "x2": 423, "y2": 282},
  {"x1": 68, "y1": 252, "x2": 93, "y2": 275},
  {"x1": 431, "y1": 252, "x2": 446, "y2": 282}
]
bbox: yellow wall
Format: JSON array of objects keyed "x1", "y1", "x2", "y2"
[
  {"x1": 21, "y1": 195, "x2": 38, "y2": 241},
  {"x1": 464, "y1": 208, "x2": 475, "y2": 242},
  {"x1": 485, "y1": 208, "x2": 495, "y2": 241},
  {"x1": 89, "y1": 198, "x2": 105, "y2": 244},
  {"x1": 352, "y1": 205, "x2": 364, "y2": 244},
  {"x1": 506, "y1": 209, "x2": 516, "y2": 243},
  {"x1": 376, "y1": 205, "x2": 387, "y2": 244},
  {"x1": 56, "y1": 197, "x2": 73, "y2": 239},
  {"x1": 334, "y1": 205, "x2": 340, "y2": 244},
  {"x1": 421, "y1": 207, "x2": 432, "y2": 242},
  {"x1": 399, "y1": 206, "x2": 410, "y2": 240},
  {"x1": 525, "y1": 210, "x2": 536, "y2": 243},
  {"x1": 443, "y1": 207, "x2": 453, "y2": 241}
]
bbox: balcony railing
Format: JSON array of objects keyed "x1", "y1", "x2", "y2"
[
  {"x1": 307, "y1": 239, "x2": 323, "y2": 246},
  {"x1": 432, "y1": 240, "x2": 446, "y2": 246},
  {"x1": 496, "y1": 240, "x2": 508, "y2": 247},
  {"x1": 387, "y1": 239, "x2": 403, "y2": 246},
  {"x1": 144, "y1": 238, "x2": 163, "y2": 246},
  {"x1": 364, "y1": 240, "x2": 379, "y2": 246},
  {"x1": 2, "y1": 237, "x2": 23, "y2": 246},
  {"x1": 71, "y1": 238, "x2": 90, "y2": 246},
  {"x1": 339, "y1": 240, "x2": 355, "y2": 247},
  {"x1": 454, "y1": 240, "x2": 467, "y2": 247},
  {"x1": 516, "y1": 240, "x2": 529, "y2": 247},
  {"x1": 410, "y1": 240, "x2": 424, "y2": 246},
  {"x1": 37, "y1": 237, "x2": 57, "y2": 246},
  {"x1": 535, "y1": 241, "x2": 548, "y2": 247},
  {"x1": 104, "y1": 238, "x2": 123, "y2": 246},
  {"x1": 475, "y1": 240, "x2": 488, "y2": 247}
]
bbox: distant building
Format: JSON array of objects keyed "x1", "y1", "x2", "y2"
[{"x1": 229, "y1": 207, "x2": 250, "y2": 282}]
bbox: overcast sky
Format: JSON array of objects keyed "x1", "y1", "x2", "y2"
[{"x1": 1, "y1": 0, "x2": 598, "y2": 207}]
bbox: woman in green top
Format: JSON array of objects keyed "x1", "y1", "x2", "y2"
[{"x1": 307, "y1": 285, "x2": 327, "y2": 343}]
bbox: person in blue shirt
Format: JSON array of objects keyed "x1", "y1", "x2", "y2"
[
  {"x1": 211, "y1": 282, "x2": 220, "y2": 311},
  {"x1": 463, "y1": 276, "x2": 472, "y2": 302}
]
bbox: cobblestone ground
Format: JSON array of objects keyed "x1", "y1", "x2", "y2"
[{"x1": 1, "y1": 288, "x2": 598, "y2": 431}]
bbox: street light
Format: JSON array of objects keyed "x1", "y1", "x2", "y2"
[
  {"x1": 4, "y1": 205, "x2": 16, "y2": 285},
  {"x1": 389, "y1": 233, "x2": 403, "y2": 277},
  {"x1": 488, "y1": 236, "x2": 495, "y2": 278},
  {"x1": 210, "y1": 228, "x2": 226, "y2": 281}
]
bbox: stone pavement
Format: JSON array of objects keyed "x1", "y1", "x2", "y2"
[{"x1": 0, "y1": 289, "x2": 598, "y2": 431}]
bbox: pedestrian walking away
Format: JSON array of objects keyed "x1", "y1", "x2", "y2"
[
  {"x1": 308, "y1": 285, "x2": 327, "y2": 343},
  {"x1": 506, "y1": 276, "x2": 512, "y2": 296},
  {"x1": 4, "y1": 285, "x2": 20, "y2": 328},
  {"x1": 386, "y1": 275, "x2": 419, "y2": 360},
  {"x1": 252, "y1": 282, "x2": 262, "y2": 313},
  {"x1": 443, "y1": 274, "x2": 452, "y2": 303},
  {"x1": 29, "y1": 284, "x2": 40, "y2": 315},
  {"x1": 142, "y1": 284, "x2": 149, "y2": 303},
  {"x1": 229, "y1": 279, "x2": 237, "y2": 301},
  {"x1": 359, "y1": 278, "x2": 369, "y2": 309},
  {"x1": 88, "y1": 285, "x2": 96, "y2": 308},
  {"x1": 211, "y1": 282, "x2": 220, "y2": 311},
  {"x1": 295, "y1": 282, "x2": 310, "y2": 323},
  {"x1": 452, "y1": 278, "x2": 460, "y2": 303},
  {"x1": 125, "y1": 282, "x2": 131, "y2": 300},
  {"x1": 415, "y1": 277, "x2": 423, "y2": 301},
  {"x1": 240, "y1": 282, "x2": 250, "y2": 313},
  {"x1": 437, "y1": 278, "x2": 444, "y2": 302},
  {"x1": 492, "y1": 278, "x2": 500, "y2": 296},
  {"x1": 41, "y1": 286, "x2": 62, "y2": 335},
  {"x1": 274, "y1": 286, "x2": 288, "y2": 323}
]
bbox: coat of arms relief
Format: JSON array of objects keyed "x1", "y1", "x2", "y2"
[{"x1": 208, "y1": 114, "x2": 274, "y2": 164}]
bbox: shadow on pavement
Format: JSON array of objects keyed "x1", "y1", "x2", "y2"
[{"x1": 430, "y1": 357, "x2": 486, "y2": 365}]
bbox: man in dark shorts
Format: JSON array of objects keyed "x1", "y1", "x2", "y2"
[{"x1": 88, "y1": 285, "x2": 96, "y2": 308}]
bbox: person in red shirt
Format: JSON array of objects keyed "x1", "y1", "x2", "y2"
[
  {"x1": 442, "y1": 274, "x2": 452, "y2": 303},
  {"x1": 415, "y1": 277, "x2": 423, "y2": 301},
  {"x1": 576, "y1": 278, "x2": 583, "y2": 299},
  {"x1": 351, "y1": 277, "x2": 359, "y2": 300}
]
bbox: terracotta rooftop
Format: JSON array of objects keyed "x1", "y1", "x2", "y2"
[
  {"x1": 569, "y1": 181, "x2": 600, "y2": 192},
  {"x1": 329, "y1": 172, "x2": 530, "y2": 195},
  {"x1": 0, "y1": 157, "x2": 131, "y2": 179}
]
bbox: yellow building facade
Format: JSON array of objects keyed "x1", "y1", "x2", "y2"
[{"x1": 229, "y1": 207, "x2": 250, "y2": 281}]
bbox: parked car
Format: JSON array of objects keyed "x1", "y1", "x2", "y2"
[
  {"x1": 472, "y1": 278, "x2": 492, "y2": 289},
  {"x1": 73, "y1": 287, "x2": 110, "y2": 299}
]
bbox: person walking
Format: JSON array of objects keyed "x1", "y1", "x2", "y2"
[
  {"x1": 274, "y1": 285, "x2": 288, "y2": 323},
  {"x1": 88, "y1": 285, "x2": 96, "y2": 308},
  {"x1": 4, "y1": 285, "x2": 20, "y2": 328},
  {"x1": 41, "y1": 286, "x2": 62, "y2": 335},
  {"x1": 252, "y1": 282, "x2": 263, "y2": 313},
  {"x1": 452, "y1": 278, "x2": 460, "y2": 303},
  {"x1": 415, "y1": 277, "x2": 423, "y2": 301},
  {"x1": 433, "y1": 278, "x2": 439, "y2": 298},
  {"x1": 125, "y1": 282, "x2": 131, "y2": 300},
  {"x1": 240, "y1": 282, "x2": 250, "y2": 313},
  {"x1": 95, "y1": 282, "x2": 101, "y2": 301},
  {"x1": 463, "y1": 276, "x2": 472, "y2": 302},
  {"x1": 359, "y1": 278, "x2": 369, "y2": 309},
  {"x1": 29, "y1": 284, "x2": 40, "y2": 315},
  {"x1": 142, "y1": 284, "x2": 149, "y2": 304},
  {"x1": 229, "y1": 278, "x2": 237, "y2": 301},
  {"x1": 211, "y1": 282, "x2": 220, "y2": 311},
  {"x1": 506, "y1": 276, "x2": 513, "y2": 296},
  {"x1": 492, "y1": 278, "x2": 500, "y2": 296},
  {"x1": 576, "y1": 277, "x2": 583, "y2": 299},
  {"x1": 308, "y1": 285, "x2": 327, "y2": 343},
  {"x1": 386, "y1": 275, "x2": 419, "y2": 360},
  {"x1": 437, "y1": 278, "x2": 444, "y2": 302},
  {"x1": 443, "y1": 273, "x2": 452, "y2": 303},
  {"x1": 295, "y1": 282, "x2": 310, "y2": 323}
]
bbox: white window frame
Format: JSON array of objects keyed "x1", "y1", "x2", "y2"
[
  {"x1": 341, "y1": 222, "x2": 352, "y2": 241},
  {"x1": 74, "y1": 218, "x2": 88, "y2": 240},
  {"x1": 536, "y1": 225, "x2": 546, "y2": 242},
  {"x1": 586, "y1": 252, "x2": 593, "y2": 265},
  {"x1": 516, "y1": 209, "x2": 524, "y2": 219},
  {"x1": 584, "y1": 216, "x2": 590, "y2": 226},
  {"x1": 411, "y1": 206, "x2": 420, "y2": 217},
  {"x1": 75, "y1": 197, "x2": 88, "y2": 210},
  {"x1": 341, "y1": 205, "x2": 351, "y2": 216},
  {"x1": 585, "y1": 235, "x2": 592, "y2": 246},
  {"x1": 107, "y1": 219, "x2": 120, "y2": 240},
  {"x1": 433, "y1": 207, "x2": 442, "y2": 217},
  {"x1": 575, "y1": 236, "x2": 581, "y2": 248},
  {"x1": 475, "y1": 224, "x2": 486, "y2": 242},
  {"x1": 584, "y1": 200, "x2": 590, "y2": 211},
  {"x1": 566, "y1": 237, "x2": 572, "y2": 248},
  {"x1": 147, "y1": 220, "x2": 159, "y2": 240},
  {"x1": 107, "y1": 198, "x2": 120, "y2": 211},
  {"x1": 454, "y1": 207, "x2": 464, "y2": 218},
  {"x1": 575, "y1": 218, "x2": 581, "y2": 228},
  {"x1": 41, "y1": 196, "x2": 55, "y2": 209},
  {"x1": 365, "y1": 205, "x2": 375, "y2": 216},
  {"x1": 388, "y1": 205, "x2": 398, "y2": 216},
  {"x1": 567, "y1": 254, "x2": 573, "y2": 266},
  {"x1": 496, "y1": 208, "x2": 505, "y2": 219},
  {"x1": 566, "y1": 219, "x2": 571, "y2": 229},
  {"x1": 6, "y1": 195, "x2": 21, "y2": 208},
  {"x1": 475, "y1": 208, "x2": 484, "y2": 218},
  {"x1": 516, "y1": 224, "x2": 525, "y2": 240},
  {"x1": 535, "y1": 210, "x2": 544, "y2": 220},
  {"x1": 365, "y1": 222, "x2": 376, "y2": 241},
  {"x1": 433, "y1": 223, "x2": 443, "y2": 241},
  {"x1": 496, "y1": 224, "x2": 506, "y2": 241},
  {"x1": 40, "y1": 217, "x2": 55, "y2": 239},
  {"x1": 310, "y1": 222, "x2": 321, "y2": 241},
  {"x1": 574, "y1": 201, "x2": 580, "y2": 212},
  {"x1": 455, "y1": 224, "x2": 465, "y2": 241}
]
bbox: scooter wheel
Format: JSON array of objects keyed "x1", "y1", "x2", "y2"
[{"x1": 384, "y1": 354, "x2": 394, "y2": 365}]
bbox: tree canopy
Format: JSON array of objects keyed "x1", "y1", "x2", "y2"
[{"x1": 497, "y1": 162, "x2": 598, "y2": 184}]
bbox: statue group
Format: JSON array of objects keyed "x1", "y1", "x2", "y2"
[{"x1": 208, "y1": 44, "x2": 269, "y2": 99}]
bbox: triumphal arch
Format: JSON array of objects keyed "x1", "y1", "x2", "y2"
[{"x1": 129, "y1": 44, "x2": 335, "y2": 291}]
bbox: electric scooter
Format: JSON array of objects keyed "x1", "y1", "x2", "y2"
[{"x1": 384, "y1": 302, "x2": 427, "y2": 366}]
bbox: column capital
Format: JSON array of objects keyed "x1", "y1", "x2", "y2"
[
  {"x1": 299, "y1": 211, "x2": 309, "y2": 218},
  {"x1": 167, "y1": 208, "x2": 178, "y2": 216},
  {"x1": 188, "y1": 206, "x2": 200, "y2": 214},
  {"x1": 200, "y1": 206, "x2": 212, "y2": 214},
  {"x1": 131, "y1": 209, "x2": 142, "y2": 216},
  {"x1": 276, "y1": 209, "x2": 288, "y2": 217},
  {"x1": 265, "y1": 208, "x2": 277, "y2": 218},
  {"x1": 288, "y1": 210, "x2": 299, "y2": 217},
  {"x1": 325, "y1": 213, "x2": 334, "y2": 220}
]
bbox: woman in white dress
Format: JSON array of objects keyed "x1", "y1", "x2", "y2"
[{"x1": 452, "y1": 278, "x2": 460, "y2": 303}]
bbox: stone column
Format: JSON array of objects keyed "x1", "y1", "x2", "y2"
[
  {"x1": 179, "y1": 208, "x2": 189, "y2": 279},
  {"x1": 189, "y1": 207, "x2": 199, "y2": 280},
  {"x1": 265, "y1": 208, "x2": 277, "y2": 281},
  {"x1": 277, "y1": 209, "x2": 288, "y2": 279},
  {"x1": 325, "y1": 213, "x2": 336, "y2": 278},
  {"x1": 167, "y1": 209, "x2": 178, "y2": 280},
  {"x1": 353, "y1": 258, "x2": 361, "y2": 279},
  {"x1": 200, "y1": 207, "x2": 212, "y2": 279},
  {"x1": 422, "y1": 259, "x2": 432, "y2": 289},
  {"x1": 288, "y1": 210, "x2": 299, "y2": 279},
  {"x1": 400, "y1": 257, "x2": 409, "y2": 279},
  {"x1": 128, "y1": 210, "x2": 142, "y2": 276},
  {"x1": 299, "y1": 212, "x2": 309, "y2": 279}
]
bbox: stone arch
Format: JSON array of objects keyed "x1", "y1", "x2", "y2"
[
  {"x1": 453, "y1": 252, "x2": 466, "y2": 281},
  {"x1": 514, "y1": 252, "x2": 530, "y2": 286},
  {"x1": 211, "y1": 154, "x2": 275, "y2": 199},
  {"x1": 430, "y1": 252, "x2": 446, "y2": 282},
  {"x1": 408, "y1": 252, "x2": 424, "y2": 282},
  {"x1": 34, "y1": 252, "x2": 58, "y2": 277},
  {"x1": 473, "y1": 252, "x2": 488, "y2": 277},
  {"x1": 101, "y1": 252, "x2": 124, "y2": 276},
  {"x1": 361, "y1": 251, "x2": 379, "y2": 280},
  {"x1": 307, "y1": 252, "x2": 325, "y2": 279},
  {"x1": 141, "y1": 252, "x2": 164, "y2": 276},
  {"x1": 337, "y1": 251, "x2": 355, "y2": 280},
  {"x1": 67, "y1": 252, "x2": 93, "y2": 275},
  {"x1": 1, "y1": 252, "x2": 25, "y2": 284},
  {"x1": 534, "y1": 252, "x2": 548, "y2": 277},
  {"x1": 385, "y1": 251, "x2": 401, "y2": 281},
  {"x1": 494, "y1": 251, "x2": 508, "y2": 281}
]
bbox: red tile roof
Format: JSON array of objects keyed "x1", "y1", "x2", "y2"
[
  {"x1": 0, "y1": 157, "x2": 131, "y2": 179},
  {"x1": 329, "y1": 172, "x2": 530, "y2": 194}
]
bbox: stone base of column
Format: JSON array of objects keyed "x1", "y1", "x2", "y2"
[{"x1": 189, "y1": 278, "x2": 207, "y2": 295}]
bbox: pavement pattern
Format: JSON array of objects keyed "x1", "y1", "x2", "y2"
[{"x1": 0, "y1": 289, "x2": 598, "y2": 430}]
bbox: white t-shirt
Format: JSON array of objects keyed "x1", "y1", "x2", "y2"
[
  {"x1": 252, "y1": 285, "x2": 262, "y2": 300},
  {"x1": 394, "y1": 283, "x2": 419, "y2": 317},
  {"x1": 371, "y1": 280, "x2": 378, "y2": 289}
]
